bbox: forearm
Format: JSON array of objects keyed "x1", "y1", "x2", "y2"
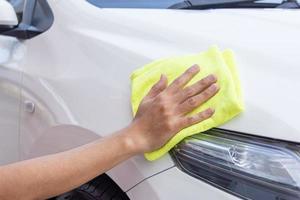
[{"x1": 0, "y1": 126, "x2": 137, "y2": 200}]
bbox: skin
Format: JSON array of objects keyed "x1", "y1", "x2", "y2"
[{"x1": 0, "y1": 65, "x2": 219, "y2": 200}]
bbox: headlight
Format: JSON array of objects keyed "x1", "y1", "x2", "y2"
[{"x1": 171, "y1": 129, "x2": 300, "y2": 200}]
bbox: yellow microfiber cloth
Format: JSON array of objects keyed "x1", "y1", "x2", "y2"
[{"x1": 131, "y1": 46, "x2": 244, "y2": 161}]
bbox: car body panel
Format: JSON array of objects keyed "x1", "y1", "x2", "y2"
[
  {"x1": 0, "y1": 36, "x2": 22, "y2": 165},
  {"x1": 127, "y1": 167, "x2": 241, "y2": 200},
  {"x1": 2, "y1": 0, "x2": 299, "y2": 198}
]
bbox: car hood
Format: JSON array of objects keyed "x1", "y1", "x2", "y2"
[{"x1": 81, "y1": 8, "x2": 300, "y2": 143}]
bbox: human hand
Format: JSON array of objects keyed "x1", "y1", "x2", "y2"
[{"x1": 127, "y1": 65, "x2": 219, "y2": 154}]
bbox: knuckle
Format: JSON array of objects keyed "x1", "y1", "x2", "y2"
[
  {"x1": 162, "y1": 107, "x2": 171, "y2": 117},
  {"x1": 185, "y1": 87, "x2": 194, "y2": 97},
  {"x1": 186, "y1": 69, "x2": 194, "y2": 76},
  {"x1": 197, "y1": 81, "x2": 206, "y2": 90},
  {"x1": 173, "y1": 79, "x2": 182, "y2": 86},
  {"x1": 156, "y1": 95, "x2": 165, "y2": 103},
  {"x1": 204, "y1": 75, "x2": 213, "y2": 83},
  {"x1": 158, "y1": 103, "x2": 167, "y2": 114},
  {"x1": 186, "y1": 116, "x2": 195, "y2": 125},
  {"x1": 199, "y1": 112, "x2": 206, "y2": 119},
  {"x1": 203, "y1": 90, "x2": 211, "y2": 97},
  {"x1": 164, "y1": 120, "x2": 174, "y2": 131},
  {"x1": 203, "y1": 78, "x2": 211, "y2": 86},
  {"x1": 187, "y1": 97, "x2": 197, "y2": 107},
  {"x1": 152, "y1": 85, "x2": 159, "y2": 92},
  {"x1": 156, "y1": 99, "x2": 170, "y2": 114}
]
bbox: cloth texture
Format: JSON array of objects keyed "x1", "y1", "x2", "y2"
[{"x1": 131, "y1": 46, "x2": 244, "y2": 161}]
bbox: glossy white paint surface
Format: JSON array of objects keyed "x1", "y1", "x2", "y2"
[
  {"x1": 0, "y1": 0, "x2": 18, "y2": 26},
  {"x1": 0, "y1": 36, "x2": 22, "y2": 164},
  {"x1": 127, "y1": 167, "x2": 241, "y2": 200},
  {"x1": 1, "y1": 0, "x2": 299, "y2": 199}
]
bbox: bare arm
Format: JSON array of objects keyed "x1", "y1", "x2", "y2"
[{"x1": 0, "y1": 65, "x2": 219, "y2": 200}]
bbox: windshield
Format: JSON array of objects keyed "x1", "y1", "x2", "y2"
[
  {"x1": 87, "y1": 0, "x2": 183, "y2": 8},
  {"x1": 87, "y1": 0, "x2": 300, "y2": 9},
  {"x1": 170, "y1": 0, "x2": 300, "y2": 9}
]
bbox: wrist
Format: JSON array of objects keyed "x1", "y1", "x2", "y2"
[{"x1": 119, "y1": 123, "x2": 142, "y2": 156}]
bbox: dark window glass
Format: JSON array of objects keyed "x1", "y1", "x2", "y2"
[{"x1": 87, "y1": 0, "x2": 183, "y2": 9}]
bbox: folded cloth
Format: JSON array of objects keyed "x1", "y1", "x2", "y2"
[{"x1": 131, "y1": 46, "x2": 244, "y2": 161}]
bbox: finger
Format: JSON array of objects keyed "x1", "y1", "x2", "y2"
[
  {"x1": 177, "y1": 83, "x2": 219, "y2": 114},
  {"x1": 144, "y1": 74, "x2": 168, "y2": 100},
  {"x1": 167, "y1": 64, "x2": 200, "y2": 93},
  {"x1": 177, "y1": 74, "x2": 217, "y2": 103},
  {"x1": 181, "y1": 108, "x2": 215, "y2": 128}
]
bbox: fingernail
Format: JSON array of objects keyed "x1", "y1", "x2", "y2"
[
  {"x1": 208, "y1": 74, "x2": 217, "y2": 82},
  {"x1": 205, "y1": 108, "x2": 215, "y2": 115},
  {"x1": 161, "y1": 74, "x2": 167, "y2": 80},
  {"x1": 160, "y1": 74, "x2": 168, "y2": 84},
  {"x1": 210, "y1": 84, "x2": 219, "y2": 91},
  {"x1": 190, "y1": 64, "x2": 200, "y2": 72}
]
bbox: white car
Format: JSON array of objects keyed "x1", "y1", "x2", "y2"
[{"x1": 1, "y1": 0, "x2": 300, "y2": 199}]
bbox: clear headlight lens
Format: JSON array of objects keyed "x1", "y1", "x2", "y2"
[{"x1": 171, "y1": 129, "x2": 300, "y2": 200}]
